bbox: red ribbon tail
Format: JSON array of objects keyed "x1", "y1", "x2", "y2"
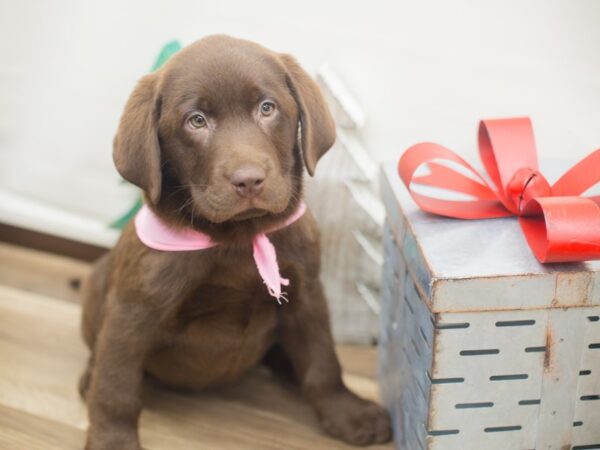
[{"x1": 520, "y1": 197, "x2": 600, "y2": 263}]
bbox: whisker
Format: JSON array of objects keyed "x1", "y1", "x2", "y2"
[
  {"x1": 175, "y1": 196, "x2": 195, "y2": 216},
  {"x1": 167, "y1": 183, "x2": 211, "y2": 200},
  {"x1": 187, "y1": 183, "x2": 210, "y2": 189}
]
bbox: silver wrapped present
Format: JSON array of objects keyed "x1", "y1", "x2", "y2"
[{"x1": 379, "y1": 165, "x2": 600, "y2": 450}]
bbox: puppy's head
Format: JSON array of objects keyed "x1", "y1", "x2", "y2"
[{"x1": 113, "y1": 35, "x2": 335, "y2": 239}]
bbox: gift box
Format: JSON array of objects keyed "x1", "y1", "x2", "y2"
[{"x1": 378, "y1": 164, "x2": 600, "y2": 450}]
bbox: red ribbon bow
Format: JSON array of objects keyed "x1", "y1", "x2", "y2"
[{"x1": 398, "y1": 117, "x2": 600, "y2": 263}]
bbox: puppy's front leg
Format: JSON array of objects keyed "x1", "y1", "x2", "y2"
[
  {"x1": 278, "y1": 281, "x2": 392, "y2": 446},
  {"x1": 85, "y1": 298, "x2": 159, "y2": 450}
]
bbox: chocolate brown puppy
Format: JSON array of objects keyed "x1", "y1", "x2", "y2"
[{"x1": 80, "y1": 35, "x2": 391, "y2": 449}]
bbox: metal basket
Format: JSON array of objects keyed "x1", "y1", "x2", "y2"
[{"x1": 379, "y1": 166, "x2": 600, "y2": 450}]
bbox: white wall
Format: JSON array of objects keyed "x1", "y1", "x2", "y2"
[{"x1": 0, "y1": 0, "x2": 599, "y2": 243}]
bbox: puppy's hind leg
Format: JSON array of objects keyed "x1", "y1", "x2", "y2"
[
  {"x1": 78, "y1": 354, "x2": 94, "y2": 400},
  {"x1": 80, "y1": 253, "x2": 111, "y2": 350},
  {"x1": 79, "y1": 254, "x2": 109, "y2": 403}
]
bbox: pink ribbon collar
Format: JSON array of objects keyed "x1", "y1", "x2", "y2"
[{"x1": 134, "y1": 202, "x2": 307, "y2": 303}]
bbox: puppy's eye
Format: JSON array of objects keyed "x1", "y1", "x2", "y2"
[
  {"x1": 260, "y1": 101, "x2": 276, "y2": 116},
  {"x1": 188, "y1": 113, "x2": 206, "y2": 129}
]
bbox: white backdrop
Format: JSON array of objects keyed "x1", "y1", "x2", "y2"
[{"x1": 0, "y1": 0, "x2": 599, "y2": 243}]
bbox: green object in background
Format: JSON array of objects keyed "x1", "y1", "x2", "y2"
[
  {"x1": 110, "y1": 40, "x2": 183, "y2": 230},
  {"x1": 110, "y1": 195, "x2": 144, "y2": 230},
  {"x1": 150, "y1": 40, "x2": 183, "y2": 72}
]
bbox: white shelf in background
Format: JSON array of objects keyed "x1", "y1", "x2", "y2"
[
  {"x1": 344, "y1": 178, "x2": 385, "y2": 228},
  {"x1": 0, "y1": 189, "x2": 118, "y2": 248},
  {"x1": 337, "y1": 128, "x2": 379, "y2": 181},
  {"x1": 316, "y1": 63, "x2": 366, "y2": 130},
  {"x1": 356, "y1": 282, "x2": 381, "y2": 316},
  {"x1": 353, "y1": 229, "x2": 383, "y2": 267}
]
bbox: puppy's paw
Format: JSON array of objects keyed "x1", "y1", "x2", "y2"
[
  {"x1": 316, "y1": 389, "x2": 392, "y2": 446},
  {"x1": 85, "y1": 428, "x2": 143, "y2": 450},
  {"x1": 85, "y1": 439, "x2": 143, "y2": 450}
]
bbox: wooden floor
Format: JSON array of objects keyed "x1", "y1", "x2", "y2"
[{"x1": 0, "y1": 243, "x2": 393, "y2": 450}]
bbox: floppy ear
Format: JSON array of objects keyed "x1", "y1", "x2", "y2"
[
  {"x1": 280, "y1": 55, "x2": 336, "y2": 176},
  {"x1": 113, "y1": 73, "x2": 162, "y2": 204}
]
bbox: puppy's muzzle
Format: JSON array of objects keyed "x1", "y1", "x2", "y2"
[{"x1": 230, "y1": 165, "x2": 266, "y2": 198}]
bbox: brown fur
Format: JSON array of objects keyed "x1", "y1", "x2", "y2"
[{"x1": 80, "y1": 35, "x2": 391, "y2": 449}]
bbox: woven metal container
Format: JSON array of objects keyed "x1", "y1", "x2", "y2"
[{"x1": 379, "y1": 165, "x2": 600, "y2": 450}]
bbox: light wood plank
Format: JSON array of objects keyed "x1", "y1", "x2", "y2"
[
  {"x1": 0, "y1": 404, "x2": 85, "y2": 450},
  {"x1": 0, "y1": 242, "x2": 91, "y2": 304},
  {"x1": 0, "y1": 280, "x2": 392, "y2": 449}
]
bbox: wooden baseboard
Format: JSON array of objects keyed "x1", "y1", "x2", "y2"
[{"x1": 0, "y1": 223, "x2": 107, "y2": 262}]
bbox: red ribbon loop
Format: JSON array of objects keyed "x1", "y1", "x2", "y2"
[{"x1": 398, "y1": 117, "x2": 600, "y2": 263}]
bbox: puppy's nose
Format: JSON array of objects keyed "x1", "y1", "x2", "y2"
[{"x1": 230, "y1": 165, "x2": 266, "y2": 198}]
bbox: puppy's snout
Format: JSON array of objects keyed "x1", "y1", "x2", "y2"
[{"x1": 230, "y1": 165, "x2": 266, "y2": 198}]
